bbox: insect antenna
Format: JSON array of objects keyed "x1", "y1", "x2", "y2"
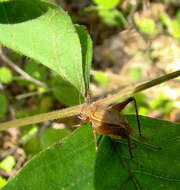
[{"x1": 131, "y1": 97, "x2": 142, "y2": 137}]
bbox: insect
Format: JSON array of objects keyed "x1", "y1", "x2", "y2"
[{"x1": 80, "y1": 95, "x2": 160, "y2": 159}]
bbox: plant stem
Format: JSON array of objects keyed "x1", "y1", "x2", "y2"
[
  {"x1": 15, "y1": 88, "x2": 53, "y2": 100},
  {"x1": 0, "y1": 70, "x2": 179, "y2": 130},
  {"x1": 0, "y1": 46, "x2": 47, "y2": 88},
  {"x1": 0, "y1": 105, "x2": 82, "y2": 130},
  {"x1": 100, "y1": 69, "x2": 180, "y2": 106}
]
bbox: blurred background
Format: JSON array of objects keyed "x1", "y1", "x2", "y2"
[{"x1": 0, "y1": 0, "x2": 180, "y2": 187}]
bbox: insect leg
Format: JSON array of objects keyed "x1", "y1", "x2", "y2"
[
  {"x1": 130, "y1": 136, "x2": 161, "y2": 150},
  {"x1": 127, "y1": 136, "x2": 133, "y2": 159},
  {"x1": 92, "y1": 127, "x2": 98, "y2": 151},
  {"x1": 112, "y1": 140, "x2": 141, "y2": 190},
  {"x1": 112, "y1": 97, "x2": 142, "y2": 137}
]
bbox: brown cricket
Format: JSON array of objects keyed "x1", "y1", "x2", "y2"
[{"x1": 80, "y1": 96, "x2": 160, "y2": 158}]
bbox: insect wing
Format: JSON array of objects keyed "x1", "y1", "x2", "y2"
[{"x1": 91, "y1": 107, "x2": 128, "y2": 127}]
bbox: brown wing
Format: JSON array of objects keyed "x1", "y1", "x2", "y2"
[
  {"x1": 92, "y1": 121, "x2": 133, "y2": 138},
  {"x1": 91, "y1": 107, "x2": 128, "y2": 127},
  {"x1": 90, "y1": 107, "x2": 133, "y2": 138}
]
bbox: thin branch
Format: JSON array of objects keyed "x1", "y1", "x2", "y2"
[
  {"x1": 0, "y1": 70, "x2": 179, "y2": 130},
  {"x1": 100, "y1": 69, "x2": 180, "y2": 106},
  {"x1": 0, "y1": 46, "x2": 47, "y2": 88},
  {"x1": 15, "y1": 88, "x2": 53, "y2": 100},
  {"x1": 128, "y1": 0, "x2": 152, "y2": 58},
  {"x1": 0, "y1": 104, "x2": 83, "y2": 130}
]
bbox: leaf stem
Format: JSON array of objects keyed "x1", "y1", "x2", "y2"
[{"x1": 0, "y1": 70, "x2": 179, "y2": 130}]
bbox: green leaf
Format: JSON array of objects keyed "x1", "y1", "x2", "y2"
[
  {"x1": 159, "y1": 13, "x2": 180, "y2": 39},
  {"x1": 9, "y1": 51, "x2": 23, "y2": 62},
  {"x1": 0, "y1": 66, "x2": 13, "y2": 84},
  {"x1": 51, "y1": 74, "x2": 84, "y2": 106},
  {"x1": 159, "y1": 13, "x2": 172, "y2": 27},
  {"x1": 171, "y1": 20, "x2": 180, "y2": 39},
  {"x1": 39, "y1": 96, "x2": 53, "y2": 112},
  {"x1": 176, "y1": 10, "x2": 180, "y2": 24},
  {"x1": 129, "y1": 67, "x2": 141, "y2": 79},
  {"x1": 21, "y1": 126, "x2": 38, "y2": 142},
  {"x1": 136, "y1": 18, "x2": 156, "y2": 35},
  {"x1": 2, "y1": 116, "x2": 180, "y2": 190},
  {"x1": 40, "y1": 128, "x2": 71, "y2": 149},
  {"x1": 0, "y1": 0, "x2": 85, "y2": 95},
  {"x1": 98, "y1": 9, "x2": 126, "y2": 26},
  {"x1": 151, "y1": 93, "x2": 173, "y2": 115},
  {"x1": 24, "y1": 128, "x2": 70, "y2": 156},
  {"x1": 18, "y1": 60, "x2": 47, "y2": 89},
  {"x1": 93, "y1": 71, "x2": 108, "y2": 85},
  {"x1": 0, "y1": 93, "x2": 7, "y2": 117},
  {"x1": 25, "y1": 60, "x2": 47, "y2": 81},
  {"x1": 93, "y1": 0, "x2": 121, "y2": 9},
  {"x1": 24, "y1": 137, "x2": 41, "y2": 156},
  {"x1": 0, "y1": 0, "x2": 11, "y2": 2},
  {"x1": 75, "y1": 25, "x2": 92, "y2": 91},
  {"x1": 0, "y1": 176, "x2": 6, "y2": 189},
  {"x1": 0, "y1": 156, "x2": 16, "y2": 172}
]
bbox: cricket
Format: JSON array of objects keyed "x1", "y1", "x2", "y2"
[{"x1": 80, "y1": 93, "x2": 161, "y2": 159}]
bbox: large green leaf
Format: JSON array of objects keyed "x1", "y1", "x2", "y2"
[
  {"x1": 51, "y1": 74, "x2": 84, "y2": 106},
  {"x1": 2, "y1": 116, "x2": 180, "y2": 190},
  {"x1": 75, "y1": 25, "x2": 92, "y2": 92},
  {"x1": 95, "y1": 116, "x2": 180, "y2": 189},
  {"x1": 0, "y1": 0, "x2": 85, "y2": 95}
]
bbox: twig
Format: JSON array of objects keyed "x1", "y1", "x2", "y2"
[
  {"x1": 0, "y1": 104, "x2": 82, "y2": 130},
  {"x1": 0, "y1": 169, "x2": 9, "y2": 178},
  {"x1": 128, "y1": 0, "x2": 152, "y2": 58},
  {"x1": 0, "y1": 70, "x2": 179, "y2": 130},
  {"x1": 15, "y1": 88, "x2": 53, "y2": 100},
  {"x1": 99, "y1": 69, "x2": 180, "y2": 106},
  {"x1": 0, "y1": 46, "x2": 47, "y2": 88}
]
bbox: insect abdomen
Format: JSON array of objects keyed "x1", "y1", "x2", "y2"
[{"x1": 94, "y1": 123, "x2": 133, "y2": 139}]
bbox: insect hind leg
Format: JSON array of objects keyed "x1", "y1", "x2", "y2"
[
  {"x1": 128, "y1": 136, "x2": 134, "y2": 159},
  {"x1": 112, "y1": 97, "x2": 142, "y2": 137}
]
